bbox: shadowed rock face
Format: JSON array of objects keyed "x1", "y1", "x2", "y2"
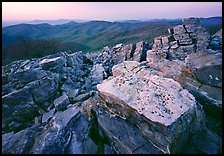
[{"x1": 209, "y1": 29, "x2": 222, "y2": 51}]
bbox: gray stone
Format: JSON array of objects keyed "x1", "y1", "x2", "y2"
[
  {"x1": 85, "y1": 95, "x2": 163, "y2": 154},
  {"x1": 2, "y1": 125, "x2": 43, "y2": 154},
  {"x1": 64, "y1": 112, "x2": 91, "y2": 154},
  {"x1": 112, "y1": 61, "x2": 140, "y2": 77},
  {"x1": 184, "y1": 24, "x2": 197, "y2": 33},
  {"x1": 42, "y1": 108, "x2": 56, "y2": 123},
  {"x1": 67, "y1": 89, "x2": 80, "y2": 100},
  {"x1": 54, "y1": 93, "x2": 70, "y2": 111},
  {"x1": 173, "y1": 33, "x2": 190, "y2": 41},
  {"x1": 169, "y1": 41, "x2": 179, "y2": 49},
  {"x1": 179, "y1": 38, "x2": 193, "y2": 45},
  {"x1": 31, "y1": 77, "x2": 59, "y2": 104},
  {"x1": 162, "y1": 36, "x2": 170, "y2": 49},
  {"x1": 39, "y1": 56, "x2": 66, "y2": 71},
  {"x1": 30, "y1": 106, "x2": 80, "y2": 154},
  {"x1": 61, "y1": 77, "x2": 77, "y2": 93},
  {"x1": 182, "y1": 18, "x2": 200, "y2": 26},
  {"x1": 70, "y1": 92, "x2": 94, "y2": 103},
  {"x1": 173, "y1": 25, "x2": 186, "y2": 34},
  {"x1": 104, "y1": 145, "x2": 115, "y2": 154},
  {"x1": 12, "y1": 68, "x2": 47, "y2": 84},
  {"x1": 91, "y1": 64, "x2": 105, "y2": 85},
  {"x1": 83, "y1": 137, "x2": 98, "y2": 154},
  {"x1": 152, "y1": 37, "x2": 163, "y2": 50},
  {"x1": 2, "y1": 86, "x2": 39, "y2": 132}
]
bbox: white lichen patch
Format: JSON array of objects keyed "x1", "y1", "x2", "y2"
[
  {"x1": 39, "y1": 57, "x2": 61, "y2": 65},
  {"x1": 97, "y1": 64, "x2": 197, "y2": 126}
]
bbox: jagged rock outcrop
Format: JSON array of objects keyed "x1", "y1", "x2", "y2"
[
  {"x1": 146, "y1": 18, "x2": 222, "y2": 111},
  {"x1": 86, "y1": 41, "x2": 151, "y2": 76},
  {"x1": 148, "y1": 17, "x2": 211, "y2": 61},
  {"x1": 2, "y1": 51, "x2": 94, "y2": 133}
]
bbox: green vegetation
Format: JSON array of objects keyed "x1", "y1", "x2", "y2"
[
  {"x1": 2, "y1": 23, "x2": 172, "y2": 65},
  {"x1": 2, "y1": 37, "x2": 90, "y2": 65},
  {"x1": 204, "y1": 24, "x2": 222, "y2": 35},
  {"x1": 2, "y1": 18, "x2": 222, "y2": 65}
]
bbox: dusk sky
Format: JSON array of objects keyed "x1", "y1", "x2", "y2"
[{"x1": 2, "y1": 2, "x2": 222, "y2": 21}]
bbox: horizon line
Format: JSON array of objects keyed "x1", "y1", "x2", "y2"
[{"x1": 2, "y1": 15, "x2": 222, "y2": 22}]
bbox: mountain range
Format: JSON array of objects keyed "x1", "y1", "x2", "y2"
[{"x1": 2, "y1": 16, "x2": 222, "y2": 65}]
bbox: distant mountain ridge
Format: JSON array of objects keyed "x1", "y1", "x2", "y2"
[
  {"x1": 3, "y1": 19, "x2": 182, "y2": 48},
  {"x1": 2, "y1": 16, "x2": 222, "y2": 65}
]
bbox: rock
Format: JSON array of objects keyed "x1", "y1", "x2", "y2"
[
  {"x1": 179, "y1": 39, "x2": 193, "y2": 45},
  {"x1": 83, "y1": 137, "x2": 98, "y2": 154},
  {"x1": 181, "y1": 128, "x2": 222, "y2": 154},
  {"x1": 2, "y1": 86, "x2": 39, "y2": 132},
  {"x1": 113, "y1": 43, "x2": 123, "y2": 50},
  {"x1": 209, "y1": 29, "x2": 222, "y2": 51},
  {"x1": 30, "y1": 106, "x2": 80, "y2": 154},
  {"x1": 61, "y1": 77, "x2": 77, "y2": 93},
  {"x1": 2, "y1": 125, "x2": 43, "y2": 154},
  {"x1": 91, "y1": 64, "x2": 105, "y2": 85},
  {"x1": 67, "y1": 89, "x2": 80, "y2": 101},
  {"x1": 185, "y1": 52, "x2": 222, "y2": 88},
  {"x1": 104, "y1": 145, "x2": 115, "y2": 154},
  {"x1": 112, "y1": 61, "x2": 140, "y2": 77},
  {"x1": 70, "y1": 92, "x2": 94, "y2": 103},
  {"x1": 64, "y1": 112, "x2": 92, "y2": 154},
  {"x1": 93, "y1": 102, "x2": 163, "y2": 154},
  {"x1": 184, "y1": 24, "x2": 197, "y2": 33},
  {"x1": 180, "y1": 44, "x2": 196, "y2": 53},
  {"x1": 54, "y1": 93, "x2": 70, "y2": 111},
  {"x1": 169, "y1": 41, "x2": 179, "y2": 49},
  {"x1": 182, "y1": 17, "x2": 200, "y2": 26},
  {"x1": 131, "y1": 41, "x2": 149, "y2": 62},
  {"x1": 146, "y1": 58, "x2": 185, "y2": 79},
  {"x1": 42, "y1": 108, "x2": 56, "y2": 123},
  {"x1": 97, "y1": 62, "x2": 205, "y2": 153},
  {"x1": 39, "y1": 56, "x2": 66, "y2": 71},
  {"x1": 168, "y1": 28, "x2": 174, "y2": 34},
  {"x1": 12, "y1": 68, "x2": 47, "y2": 84},
  {"x1": 173, "y1": 25, "x2": 186, "y2": 34},
  {"x1": 152, "y1": 37, "x2": 163, "y2": 50},
  {"x1": 31, "y1": 76, "x2": 59, "y2": 104},
  {"x1": 162, "y1": 36, "x2": 170, "y2": 49}
]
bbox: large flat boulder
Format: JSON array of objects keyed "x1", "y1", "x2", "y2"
[{"x1": 96, "y1": 61, "x2": 205, "y2": 153}]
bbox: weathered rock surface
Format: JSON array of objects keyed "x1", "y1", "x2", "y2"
[
  {"x1": 2, "y1": 51, "x2": 93, "y2": 133},
  {"x1": 2, "y1": 125, "x2": 44, "y2": 154},
  {"x1": 54, "y1": 93, "x2": 70, "y2": 111},
  {"x1": 96, "y1": 62, "x2": 205, "y2": 153},
  {"x1": 208, "y1": 28, "x2": 222, "y2": 52},
  {"x1": 148, "y1": 17, "x2": 210, "y2": 61},
  {"x1": 86, "y1": 41, "x2": 151, "y2": 76}
]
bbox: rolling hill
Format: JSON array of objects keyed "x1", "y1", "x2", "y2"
[{"x1": 2, "y1": 17, "x2": 222, "y2": 65}]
